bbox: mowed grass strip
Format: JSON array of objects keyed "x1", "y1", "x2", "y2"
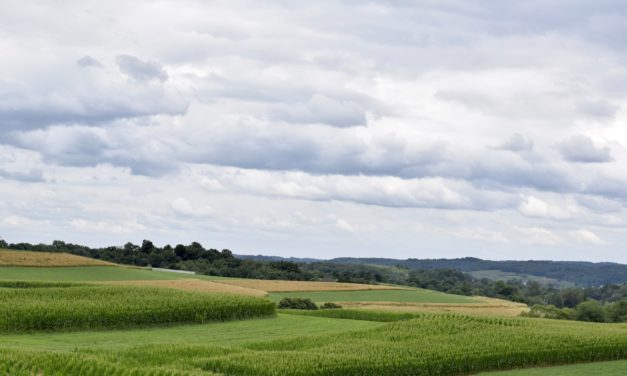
[
  {"x1": 215, "y1": 278, "x2": 409, "y2": 292},
  {"x1": 0, "y1": 250, "x2": 114, "y2": 267},
  {"x1": 0, "y1": 314, "x2": 382, "y2": 350},
  {"x1": 0, "y1": 285, "x2": 275, "y2": 333},
  {"x1": 102, "y1": 279, "x2": 267, "y2": 297},
  {"x1": 477, "y1": 359, "x2": 627, "y2": 375},
  {"x1": 268, "y1": 288, "x2": 479, "y2": 304},
  {"x1": 0, "y1": 266, "x2": 205, "y2": 281}
]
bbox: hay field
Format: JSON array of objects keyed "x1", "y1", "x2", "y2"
[
  {"x1": 0, "y1": 250, "x2": 114, "y2": 267},
  {"x1": 103, "y1": 279, "x2": 267, "y2": 297},
  {"x1": 215, "y1": 278, "x2": 409, "y2": 292},
  {"x1": 339, "y1": 296, "x2": 528, "y2": 317}
]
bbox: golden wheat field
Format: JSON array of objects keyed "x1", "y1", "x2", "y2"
[
  {"x1": 215, "y1": 278, "x2": 410, "y2": 292},
  {"x1": 0, "y1": 250, "x2": 115, "y2": 267},
  {"x1": 102, "y1": 279, "x2": 267, "y2": 296},
  {"x1": 340, "y1": 297, "x2": 529, "y2": 317}
]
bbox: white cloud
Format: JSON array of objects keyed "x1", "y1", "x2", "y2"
[
  {"x1": 1, "y1": 1, "x2": 627, "y2": 261},
  {"x1": 516, "y1": 227, "x2": 561, "y2": 246},
  {"x1": 570, "y1": 229, "x2": 604, "y2": 244}
]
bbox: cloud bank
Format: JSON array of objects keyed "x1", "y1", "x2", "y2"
[{"x1": 1, "y1": 0, "x2": 627, "y2": 261}]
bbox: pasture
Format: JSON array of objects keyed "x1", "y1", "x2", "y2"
[{"x1": 0, "y1": 265, "x2": 200, "y2": 281}]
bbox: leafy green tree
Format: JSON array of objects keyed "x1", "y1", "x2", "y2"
[
  {"x1": 607, "y1": 300, "x2": 627, "y2": 323},
  {"x1": 573, "y1": 300, "x2": 606, "y2": 322}
]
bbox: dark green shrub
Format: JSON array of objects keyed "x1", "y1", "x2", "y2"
[
  {"x1": 320, "y1": 302, "x2": 342, "y2": 309},
  {"x1": 277, "y1": 297, "x2": 318, "y2": 310},
  {"x1": 573, "y1": 300, "x2": 606, "y2": 322}
]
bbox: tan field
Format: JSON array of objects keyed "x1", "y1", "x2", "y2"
[
  {"x1": 0, "y1": 250, "x2": 115, "y2": 267},
  {"x1": 215, "y1": 278, "x2": 411, "y2": 292},
  {"x1": 102, "y1": 279, "x2": 267, "y2": 297},
  {"x1": 340, "y1": 297, "x2": 529, "y2": 317}
]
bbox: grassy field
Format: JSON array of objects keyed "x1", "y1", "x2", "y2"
[
  {"x1": 0, "y1": 250, "x2": 114, "y2": 267},
  {"x1": 268, "y1": 288, "x2": 479, "y2": 304},
  {"x1": 0, "y1": 265, "x2": 207, "y2": 281},
  {"x1": 478, "y1": 360, "x2": 627, "y2": 375},
  {"x1": 0, "y1": 314, "x2": 381, "y2": 350}
]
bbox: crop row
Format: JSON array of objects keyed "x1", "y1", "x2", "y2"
[
  {"x1": 0, "y1": 285, "x2": 275, "y2": 333},
  {"x1": 3, "y1": 313, "x2": 627, "y2": 375}
]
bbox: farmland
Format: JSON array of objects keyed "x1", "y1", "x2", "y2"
[
  {"x1": 1, "y1": 251, "x2": 627, "y2": 375},
  {"x1": 267, "y1": 289, "x2": 479, "y2": 304},
  {"x1": 0, "y1": 250, "x2": 114, "y2": 267},
  {"x1": 0, "y1": 283, "x2": 274, "y2": 332},
  {"x1": 479, "y1": 360, "x2": 627, "y2": 375}
]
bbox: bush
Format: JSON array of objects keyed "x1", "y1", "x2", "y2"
[
  {"x1": 277, "y1": 297, "x2": 318, "y2": 310},
  {"x1": 521, "y1": 304, "x2": 571, "y2": 320},
  {"x1": 573, "y1": 300, "x2": 606, "y2": 322},
  {"x1": 320, "y1": 302, "x2": 342, "y2": 309},
  {"x1": 607, "y1": 300, "x2": 627, "y2": 323}
]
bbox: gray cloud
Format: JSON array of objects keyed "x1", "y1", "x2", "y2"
[
  {"x1": 493, "y1": 134, "x2": 534, "y2": 152},
  {"x1": 1, "y1": 0, "x2": 627, "y2": 260},
  {"x1": 559, "y1": 135, "x2": 613, "y2": 163},
  {"x1": 116, "y1": 55, "x2": 168, "y2": 82},
  {"x1": 76, "y1": 55, "x2": 103, "y2": 68}
]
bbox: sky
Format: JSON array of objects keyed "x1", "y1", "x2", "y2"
[{"x1": 1, "y1": 1, "x2": 627, "y2": 262}]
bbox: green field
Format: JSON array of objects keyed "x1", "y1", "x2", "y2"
[
  {"x1": 2, "y1": 262, "x2": 627, "y2": 375},
  {"x1": 3, "y1": 314, "x2": 627, "y2": 375},
  {"x1": 268, "y1": 288, "x2": 478, "y2": 304},
  {"x1": 479, "y1": 360, "x2": 627, "y2": 375},
  {"x1": 0, "y1": 314, "x2": 381, "y2": 350},
  {"x1": 0, "y1": 284, "x2": 274, "y2": 332},
  {"x1": 0, "y1": 266, "x2": 211, "y2": 281}
]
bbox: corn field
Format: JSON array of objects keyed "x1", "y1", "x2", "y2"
[
  {"x1": 0, "y1": 284, "x2": 275, "y2": 332},
  {"x1": 2, "y1": 313, "x2": 627, "y2": 375}
]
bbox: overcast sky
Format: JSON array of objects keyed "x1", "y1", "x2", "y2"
[{"x1": 2, "y1": 1, "x2": 627, "y2": 262}]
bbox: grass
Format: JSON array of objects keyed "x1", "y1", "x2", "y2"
[
  {"x1": 279, "y1": 308, "x2": 425, "y2": 322},
  {"x1": 268, "y1": 288, "x2": 479, "y2": 304},
  {"x1": 0, "y1": 250, "x2": 114, "y2": 267},
  {"x1": 0, "y1": 314, "x2": 382, "y2": 350},
  {"x1": 0, "y1": 266, "x2": 212, "y2": 281},
  {"x1": 477, "y1": 360, "x2": 627, "y2": 375},
  {"x1": 0, "y1": 284, "x2": 275, "y2": 332}
]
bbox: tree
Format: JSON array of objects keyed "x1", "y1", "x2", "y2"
[
  {"x1": 573, "y1": 300, "x2": 606, "y2": 322},
  {"x1": 561, "y1": 288, "x2": 585, "y2": 308},
  {"x1": 0, "y1": 238, "x2": 7, "y2": 248},
  {"x1": 141, "y1": 240, "x2": 155, "y2": 254},
  {"x1": 607, "y1": 300, "x2": 627, "y2": 323}
]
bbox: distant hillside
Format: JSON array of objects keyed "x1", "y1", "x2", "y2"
[
  {"x1": 236, "y1": 254, "x2": 321, "y2": 263},
  {"x1": 234, "y1": 255, "x2": 627, "y2": 287},
  {"x1": 328, "y1": 257, "x2": 627, "y2": 287}
]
